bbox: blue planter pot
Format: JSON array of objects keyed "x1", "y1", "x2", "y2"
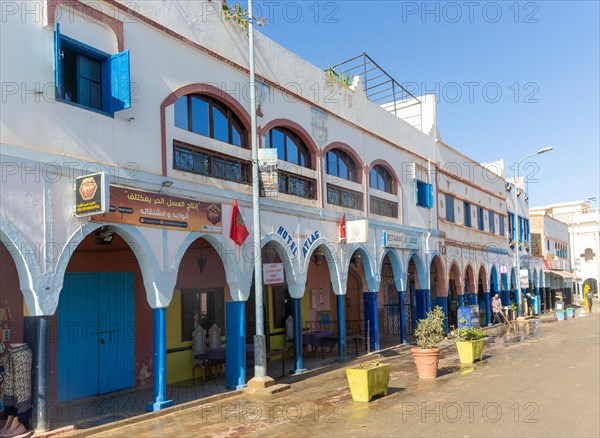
[{"x1": 556, "y1": 310, "x2": 566, "y2": 321}]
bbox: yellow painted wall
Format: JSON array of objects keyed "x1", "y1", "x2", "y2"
[{"x1": 166, "y1": 289, "x2": 196, "y2": 384}]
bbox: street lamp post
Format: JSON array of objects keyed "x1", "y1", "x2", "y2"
[
  {"x1": 246, "y1": 0, "x2": 273, "y2": 389},
  {"x1": 513, "y1": 146, "x2": 553, "y2": 317}
]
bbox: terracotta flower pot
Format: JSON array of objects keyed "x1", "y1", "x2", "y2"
[{"x1": 411, "y1": 347, "x2": 441, "y2": 379}]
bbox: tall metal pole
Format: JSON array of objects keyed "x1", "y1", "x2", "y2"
[
  {"x1": 513, "y1": 147, "x2": 553, "y2": 317},
  {"x1": 248, "y1": 0, "x2": 267, "y2": 379}
]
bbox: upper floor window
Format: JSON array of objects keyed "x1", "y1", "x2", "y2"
[
  {"x1": 464, "y1": 202, "x2": 472, "y2": 227},
  {"x1": 489, "y1": 210, "x2": 495, "y2": 234},
  {"x1": 265, "y1": 127, "x2": 311, "y2": 168},
  {"x1": 478, "y1": 207, "x2": 485, "y2": 231},
  {"x1": 326, "y1": 149, "x2": 359, "y2": 183},
  {"x1": 174, "y1": 94, "x2": 248, "y2": 148},
  {"x1": 55, "y1": 24, "x2": 131, "y2": 115},
  {"x1": 508, "y1": 212, "x2": 515, "y2": 241},
  {"x1": 416, "y1": 180, "x2": 433, "y2": 208},
  {"x1": 369, "y1": 165, "x2": 394, "y2": 193},
  {"x1": 445, "y1": 194, "x2": 455, "y2": 223},
  {"x1": 499, "y1": 215, "x2": 505, "y2": 237}
]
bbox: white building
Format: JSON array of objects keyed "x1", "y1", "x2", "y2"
[{"x1": 0, "y1": 0, "x2": 542, "y2": 432}]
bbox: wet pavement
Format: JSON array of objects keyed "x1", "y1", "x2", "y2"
[{"x1": 62, "y1": 311, "x2": 600, "y2": 437}]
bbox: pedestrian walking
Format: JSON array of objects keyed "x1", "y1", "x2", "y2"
[
  {"x1": 492, "y1": 293, "x2": 503, "y2": 324},
  {"x1": 586, "y1": 289, "x2": 594, "y2": 312}
]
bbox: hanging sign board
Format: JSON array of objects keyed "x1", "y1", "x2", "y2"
[
  {"x1": 346, "y1": 220, "x2": 368, "y2": 243},
  {"x1": 74, "y1": 172, "x2": 108, "y2": 217},
  {"x1": 499, "y1": 265, "x2": 509, "y2": 275},
  {"x1": 520, "y1": 269, "x2": 530, "y2": 289},
  {"x1": 92, "y1": 186, "x2": 222, "y2": 233},
  {"x1": 382, "y1": 231, "x2": 419, "y2": 249},
  {"x1": 263, "y1": 263, "x2": 285, "y2": 285},
  {"x1": 258, "y1": 148, "x2": 278, "y2": 197}
]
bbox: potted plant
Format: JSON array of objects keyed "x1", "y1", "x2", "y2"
[
  {"x1": 510, "y1": 302, "x2": 518, "y2": 320},
  {"x1": 411, "y1": 306, "x2": 445, "y2": 379},
  {"x1": 346, "y1": 360, "x2": 391, "y2": 402},
  {"x1": 455, "y1": 318, "x2": 486, "y2": 364}
]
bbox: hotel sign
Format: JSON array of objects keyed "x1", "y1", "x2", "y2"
[
  {"x1": 92, "y1": 186, "x2": 222, "y2": 233},
  {"x1": 346, "y1": 220, "x2": 368, "y2": 244},
  {"x1": 382, "y1": 231, "x2": 419, "y2": 249},
  {"x1": 74, "y1": 172, "x2": 108, "y2": 217}
]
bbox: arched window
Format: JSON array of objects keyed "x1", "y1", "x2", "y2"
[
  {"x1": 265, "y1": 127, "x2": 311, "y2": 168},
  {"x1": 369, "y1": 165, "x2": 394, "y2": 193},
  {"x1": 326, "y1": 149, "x2": 359, "y2": 182},
  {"x1": 174, "y1": 94, "x2": 248, "y2": 148}
]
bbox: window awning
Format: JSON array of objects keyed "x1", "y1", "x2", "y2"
[{"x1": 548, "y1": 270, "x2": 575, "y2": 279}]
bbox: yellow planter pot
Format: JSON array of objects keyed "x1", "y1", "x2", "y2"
[
  {"x1": 456, "y1": 339, "x2": 485, "y2": 364},
  {"x1": 346, "y1": 362, "x2": 391, "y2": 402}
]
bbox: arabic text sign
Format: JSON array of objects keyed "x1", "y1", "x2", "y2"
[
  {"x1": 75, "y1": 172, "x2": 108, "y2": 217},
  {"x1": 92, "y1": 186, "x2": 222, "y2": 233}
]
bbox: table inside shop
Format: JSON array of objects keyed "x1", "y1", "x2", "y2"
[
  {"x1": 302, "y1": 331, "x2": 335, "y2": 358},
  {"x1": 203, "y1": 344, "x2": 255, "y2": 378}
]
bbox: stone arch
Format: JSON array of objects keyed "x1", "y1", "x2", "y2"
[
  {"x1": 0, "y1": 217, "x2": 41, "y2": 315},
  {"x1": 302, "y1": 239, "x2": 343, "y2": 296},
  {"x1": 464, "y1": 264, "x2": 476, "y2": 294},
  {"x1": 260, "y1": 233, "x2": 301, "y2": 297},
  {"x1": 478, "y1": 264, "x2": 488, "y2": 293},
  {"x1": 57, "y1": 222, "x2": 168, "y2": 309},
  {"x1": 489, "y1": 264, "x2": 500, "y2": 292},
  {"x1": 346, "y1": 243, "x2": 377, "y2": 292},
  {"x1": 380, "y1": 248, "x2": 404, "y2": 292},
  {"x1": 449, "y1": 262, "x2": 463, "y2": 296},
  {"x1": 406, "y1": 251, "x2": 427, "y2": 290},
  {"x1": 173, "y1": 231, "x2": 247, "y2": 301},
  {"x1": 429, "y1": 255, "x2": 446, "y2": 297}
]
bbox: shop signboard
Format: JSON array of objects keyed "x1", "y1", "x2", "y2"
[
  {"x1": 92, "y1": 186, "x2": 222, "y2": 233},
  {"x1": 346, "y1": 220, "x2": 368, "y2": 244},
  {"x1": 382, "y1": 231, "x2": 419, "y2": 249},
  {"x1": 258, "y1": 148, "x2": 278, "y2": 197},
  {"x1": 74, "y1": 172, "x2": 108, "y2": 217}
]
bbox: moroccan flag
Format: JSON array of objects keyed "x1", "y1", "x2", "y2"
[
  {"x1": 339, "y1": 214, "x2": 346, "y2": 241},
  {"x1": 230, "y1": 199, "x2": 249, "y2": 245}
]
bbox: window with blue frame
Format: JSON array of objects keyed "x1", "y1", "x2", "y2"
[
  {"x1": 499, "y1": 215, "x2": 505, "y2": 237},
  {"x1": 54, "y1": 23, "x2": 131, "y2": 114},
  {"x1": 445, "y1": 194, "x2": 455, "y2": 222},
  {"x1": 508, "y1": 212, "x2": 515, "y2": 241},
  {"x1": 489, "y1": 210, "x2": 495, "y2": 234},
  {"x1": 525, "y1": 218, "x2": 530, "y2": 243},
  {"x1": 478, "y1": 207, "x2": 485, "y2": 231},
  {"x1": 416, "y1": 180, "x2": 433, "y2": 208},
  {"x1": 463, "y1": 202, "x2": 472, "y2": 227},
  {"x1": 518, "y1": 216, "x2": 525, "y2": 242}
]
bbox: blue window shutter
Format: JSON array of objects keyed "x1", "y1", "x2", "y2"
[
  {"x1": 54, "y1": 23, "x2": 62, "y2": 98},
  {"x1": 426, "y1": 183, "x2": 433, "y2": 208},
  {"x1": 102, "y1": 50, "x2": 131, "y2": 113}
]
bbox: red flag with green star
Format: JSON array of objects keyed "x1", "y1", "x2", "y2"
[{"x1": 230, "y1": 199, "x2": 249, "y2": 246}]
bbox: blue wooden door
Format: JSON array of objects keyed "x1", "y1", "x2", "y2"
[
  {"x1": 58, "y1": 272, "x2": 135, "y2": 402},
  {"x1": 98, "y1": 273, "x2": 135, "y2": 394}
]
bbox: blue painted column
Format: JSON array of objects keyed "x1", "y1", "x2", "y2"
[
  {"x1": 336, "y1": 295, "x2": 346, "y2": 359},
  {"x1": 484, "y1": 292, "x2": 492, "y2": 327},
  {"x1": 425, "y1": 289, "x2": 432, "y2": 312},
  {"x1": 24, "y1": 316, "x2": 50, "y2": 432},
  {"x1": 458, "y1": 294, "x2": 465, "y2": 307},
  {"x1": 399, "y1": 291, "x2": 407, "y2": 344},
  {"x1": 501, "y1": 290, "x2": 510, "y2": 307},
  {"x1": 533, "y1": 286, "x2": 541, "y2": 315},
  {"x1": 436, "y1": 297, "x2": 449, "y2": 334},
  {"x1": 472, "y1": 293, "x2": 478, "y2": 305},
  {"x1": 226, "y1": 301, "x2": 246, "y2": 389},
  {"x1": 363, "y1": 292, "x2": 380, "y2": 351},
  {"x1": 416, "y1": 289, "x2": 427, "y2": 321},
  {"x1": 292, "y1": 298, "x2": 305, "y2": 374},
  {"x1": 147, "y1": 308, "x2": 173, "y2": 412}
]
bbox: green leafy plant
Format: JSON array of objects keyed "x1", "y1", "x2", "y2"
[
  {"x1": 456, "y1": 318, "x2": 485, "y2": 341},
  {"x1": 510, "y1": 303, "x2": 518, "y2": 312},
  {"x1": 414, "y1": 306, "x2": 445, "y2": 349},
  {"x1": 325, "y1": 66, "x2": 353, "y2": 87},
  {"x1": 209, "y1": 0, "x2": 266, "y2": 32}
]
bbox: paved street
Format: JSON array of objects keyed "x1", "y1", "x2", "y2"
[{"x1": 68, "y1": 311, "x2": 599, "y2": 438}]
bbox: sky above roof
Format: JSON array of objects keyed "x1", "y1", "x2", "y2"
[{"x1": 257, "y1": 0, "x2": 600, "y2": 208}]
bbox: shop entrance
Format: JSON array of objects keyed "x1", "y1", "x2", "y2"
[{"x1": 57, "y1": 272, "x2": 135, "y2": 402}]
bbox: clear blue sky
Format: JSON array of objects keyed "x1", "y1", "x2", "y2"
[{"x1": 257, "y1": 0, "x2": 600, "y2": 207}]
